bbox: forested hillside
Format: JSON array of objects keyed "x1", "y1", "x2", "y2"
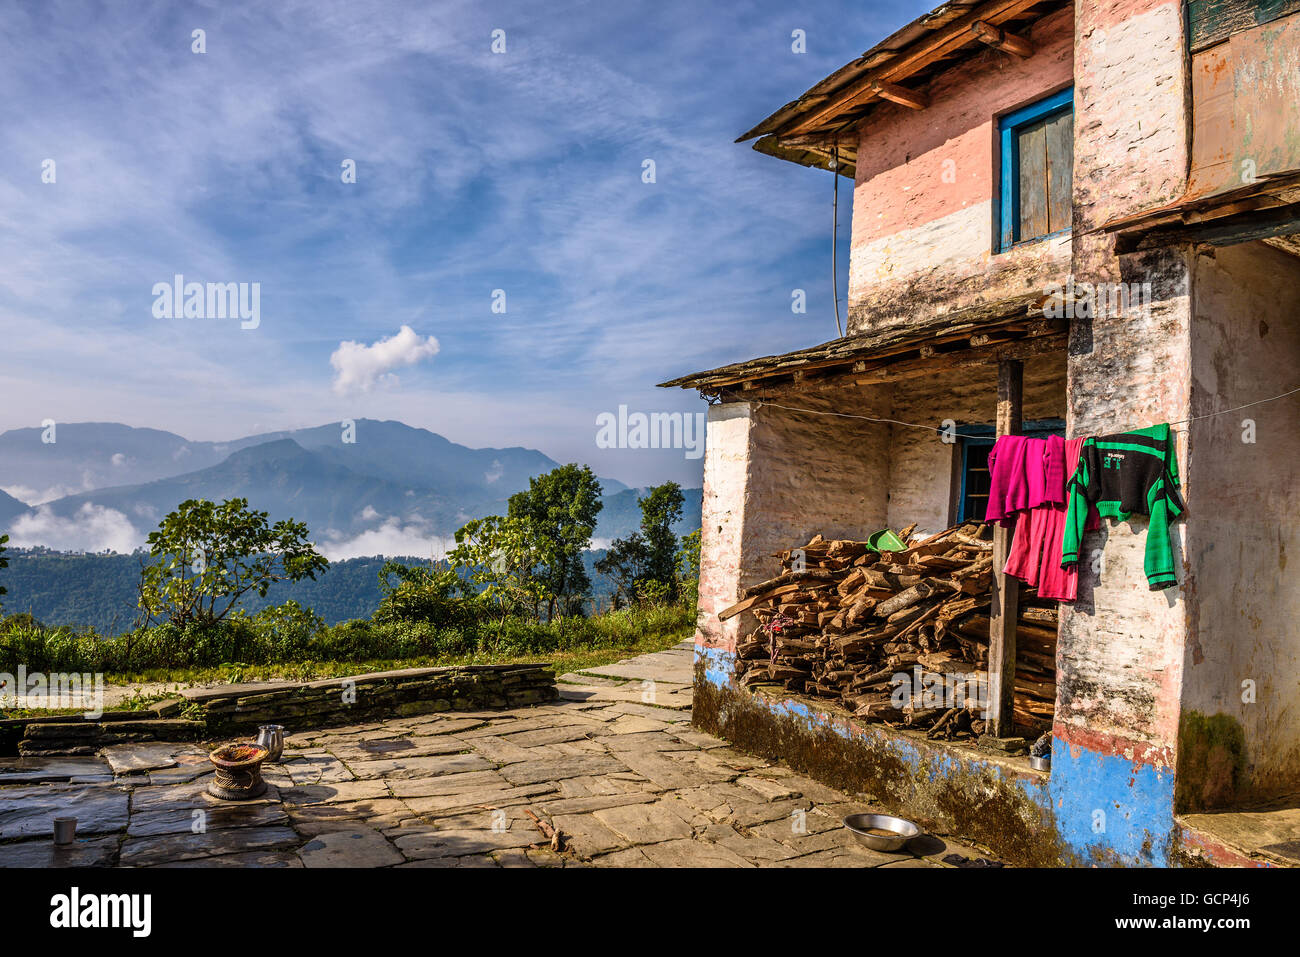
[{"x1": 0, "y1": 548, "x2": 623, "y2": 634}]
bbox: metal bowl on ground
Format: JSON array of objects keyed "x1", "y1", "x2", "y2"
[
  {"x1": 843, "y1": 813, "x2": 921, "y2": 852},
  {"x1": 1029, "y1": 754, "x2": 1051, "y2": 771}
]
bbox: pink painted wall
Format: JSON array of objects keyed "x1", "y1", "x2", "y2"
[{"x1": 846, "y1": 6, "x2": 1074, "y2": 332}]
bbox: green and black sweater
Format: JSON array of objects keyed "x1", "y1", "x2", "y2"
[{"x1": 1061, "y1": 423, "x2": 1185, "y2": 590}]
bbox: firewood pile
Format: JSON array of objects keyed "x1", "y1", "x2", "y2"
[{"x1": 721, "y1": 522, "x2": 1057, "y2": 740}]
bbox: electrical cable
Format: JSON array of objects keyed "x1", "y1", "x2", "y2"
[{"x1": 831, "y1": 144, "x2": 844, "y2": 339}]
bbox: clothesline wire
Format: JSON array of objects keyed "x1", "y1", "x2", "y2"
[
  {"x1": 745, "y1": 384, "x2": 1300, "y2": 438},
  {"x1": 1168, "y1": 386, "x2": 1300, "y2": 427}
]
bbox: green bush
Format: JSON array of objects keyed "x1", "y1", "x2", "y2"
[{"x1": 0, "y1": 597, "x2": 695, "y2": 677}]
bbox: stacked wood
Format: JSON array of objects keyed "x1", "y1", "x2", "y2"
[{"x1": 722, "y1": 523, "x2": 1058, "y2": 739}]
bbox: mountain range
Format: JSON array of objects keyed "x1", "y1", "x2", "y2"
[{"x1": 0, "y1": 420, "x2": 701, "y2": 559}]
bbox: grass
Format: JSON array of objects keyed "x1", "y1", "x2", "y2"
[{"x1": 94, "y1": 625, "x2": 692, "y2": 690}]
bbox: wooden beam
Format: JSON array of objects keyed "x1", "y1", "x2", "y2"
[
  {"x1": 987, "y1": 358, "x2": 1022, "y2": 738},
  {"x1": 851, "y1": 331, "x2": 1067, "y2": 387},
  {"x1": 1133, "y1": 203, "x2": 1300, "y2": 251},
  {"x1": 782, "y1": 0, "x2": 1046, "y2": 136},
  {"x1": 872, "y1": 80, "x2": 929, "y2": 110},
  {"x1": 971, "y1": 19, "x2": 1033, "y2": 57}
]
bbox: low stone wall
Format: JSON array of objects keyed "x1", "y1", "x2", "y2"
[
  {"x1": 3, "y1": 705, "x2": 203, "y2": 757},
  {"x1": 188, "y1": 663, "x2": 557, "y2": 736},
  {"x1": 0, "y1": 663, "x2": 557, "y2": 755}
]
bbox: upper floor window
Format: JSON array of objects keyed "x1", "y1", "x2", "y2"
[{"x1": 998, "y1": 87, "x2": 1073, "y2": 250}]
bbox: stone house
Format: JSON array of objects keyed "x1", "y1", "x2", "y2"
[{"x1": 661, "y1": 0, "x2": 1300, "y2": 866}]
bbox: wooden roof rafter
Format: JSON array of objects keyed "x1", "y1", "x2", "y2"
[
  {"x1": 657, "y1": 292, "x2": 1067, "y2": 399},
  {"x1": 738, "y1": 0, "x2": 1068, "y2": 178}
]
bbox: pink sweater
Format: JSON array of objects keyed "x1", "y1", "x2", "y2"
[{"x1": 984, "y1": 434, "x2": 1067, "y2": 524}]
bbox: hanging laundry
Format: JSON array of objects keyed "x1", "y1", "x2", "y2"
[
  {"x1": 1004, "y1": 436, "x2": 1094, "y2": 601},
  {"x1": 1061, "y1": 423, "x2": 1185, "y2": 591},
  {"x1": 984, "y1": 433, "x2": 1067, "y2": 524}
]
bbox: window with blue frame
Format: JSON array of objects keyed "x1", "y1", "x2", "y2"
[
  {"x1": 956, "y1": 420, "x2": 1067, "y2": 522},
  {"x1": 998, "y1": 87, "x2": 1073, "y2": 251}
]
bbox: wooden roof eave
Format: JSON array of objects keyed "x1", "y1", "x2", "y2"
[
  {"x1": 737, "y1": 0, "x2": 1061, "y2": 155},
  {"x1": 657, "y1": 291, "x2": 1061, "y2": 396},
  {"x1": 1096, "y1": 169, "x2": 1300, "y2": 250}
]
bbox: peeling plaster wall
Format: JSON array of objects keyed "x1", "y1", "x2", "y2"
[
  {"x1": 696, "y1": 403, "x2": 756, "y2": 653},
  {"x1": 1053, "y1": 0, "x2": 1193, "y2": 861},
  {"x1": 1182, "y1": 241, "x2": 1300, "y2": 807},
  {"x1": 846, "y1": 6, "x2": 1074, "y2": 333}
]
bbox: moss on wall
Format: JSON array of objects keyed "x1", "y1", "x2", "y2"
[
  {"x1": 1176, "y1": 710, "x2": 1248, "y2": 812},
  {"x1": 694, "y1": 661, "x2": 1071, "y2": 866}
]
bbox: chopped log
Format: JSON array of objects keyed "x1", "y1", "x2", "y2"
[
  {"x1": 741, "y1": 567, "x2": 841, "y2": 599},
  {"x1": 874, "y1": 582, "x2": 935, "y2": 618}
]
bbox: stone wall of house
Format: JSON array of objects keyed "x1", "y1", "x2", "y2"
[
  {"x1": 1181, "y1": 240, "x2": 1300, "y2": 808},
  {"x1": 1054, "y1": 0, "x2": 1196, "y2": 863},
  {"x1": 846, "y1": 5, "x2": 1074, "y2": 333}
]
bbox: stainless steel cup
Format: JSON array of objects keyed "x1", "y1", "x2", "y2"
[
  {"x1": 53, "y1": 816, "x2": 77, "y2": 845},
  {"x1": 255, "y1": 724, "x2": 285, "y2": 762}
]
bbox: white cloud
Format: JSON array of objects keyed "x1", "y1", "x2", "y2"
[
  {"x1": 7, "y1": 503, "x2": 142, "y2": 553},
  {"x1": 329, "y1": 325, "x2": 440, "y2": 395},
  {"x1": 484, "y1": 459, "x2": 503, "y2": 484},
  {"x1": 2, "y1": 482, "x2": 93, "y2": 507},
  {"x1": 1, "y1": 486, "x2": 35, "y2": 505},
  {"x1": 319, "y1": 516, "x2": 448, "y2": 561}
]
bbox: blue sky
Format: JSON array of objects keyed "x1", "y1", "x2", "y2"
[{"x1": 0, "y1": 0, "x2": 931, "y2": 487}]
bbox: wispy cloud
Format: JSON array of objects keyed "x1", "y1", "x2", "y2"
[{"x1": 0, "y1": 0, "x2": 930, "y2": 486}]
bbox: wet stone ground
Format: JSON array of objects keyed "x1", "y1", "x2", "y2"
[{"x1": 0, "y1": 641, "x2": 999, "y2": 868}]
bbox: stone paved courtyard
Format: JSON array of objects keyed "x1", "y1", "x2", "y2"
[{"x1": 0, "y1": 641, "x2": 998, "y2": 868}]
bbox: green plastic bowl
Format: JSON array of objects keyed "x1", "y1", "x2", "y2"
[{"x1": 866, "y1": 529, "x2": 908, "y2": 553}]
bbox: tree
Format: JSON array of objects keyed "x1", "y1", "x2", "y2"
[
  {"x1": 596, "y1": 482, "x2": 685, "y2": 606},
  {"x1": 639, "y1": 482, "x2": 684, "y2": 599},
  {"x1": 0, "y1": 534, "x2": 7, "y2": 613},
  {"x1": 506, "y1": 464, "x2": 603, "y2": 619},
  {"x1": 676, "y1": 528, "x2": 702, "y2": 608},
  {"x1": 138, "y1": 498, "x2": 329, "y2": 627},
  {"x1": 374, "y1": 558, "x2": 470, "y2": 626},
  {"x1": 448, "y1": 514, "x2": 555, "y2": 621},
  {"x1": 594, "y1": 532, "x2": 649, "y2": 609}
]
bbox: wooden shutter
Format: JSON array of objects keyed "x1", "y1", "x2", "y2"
[
  {"x1": 1017, "y1": 122, "x2": 1049, "y2": 241},
  {"x1": 1045, "y1": 109, "x2": 1073, "y2": 234}
]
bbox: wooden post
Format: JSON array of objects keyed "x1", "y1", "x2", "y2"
[{"x1": 987, "y1": 359, "x2": 1022, "y2": 738}]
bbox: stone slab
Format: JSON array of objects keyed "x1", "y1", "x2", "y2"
[
  {"x1": 593, "y1": 802, "x2": 693, "y2": 845},
  {"x1": 0, "y1": 756, "x2": 112, "y2": 784},
  {"x1": 0, "y1": 784, "x2": 130, "y2": 839},
  {"x1": 298, "y1": 825, "x2": 404, "y2": 867},
  {"x1": 119, "y1": 825, "x2": 300, "y2": 867}
]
